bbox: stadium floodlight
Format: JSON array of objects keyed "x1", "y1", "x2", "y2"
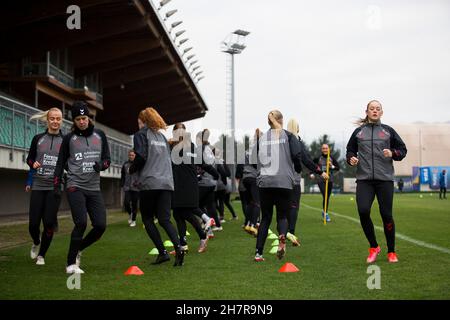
[
  {"x1": 192, "y1": 65, "x2": 200, "y2": 72},
  {"x1": 163, "y1": 9, "x2": 177, "y2": 21},
  {"x1": 221, "y1": 28, "x2": 250, "y2": 192},
  {"x1": 231, "y1": 43, "x2": 246, "y2": 51},
  {"x1": 171, "y1": 21, "x2": 182, "y2": 28},
  {"x1": 185, "y1": 54, "x2": 195, "y2": 61},
  {"x1": 196, "y1": 76, "x2": 205, "y2": 82},
  {"x1": 177, "y1": 39, "x2": 189, "y2": 47},
  {"x1": 189, "y1": 60, "x2": 198, "y2": 67},
  {"x1": 234, "y1": 29, "x2": 250, "y2": 36},
  {"x1": 168, "y1": 21, "x2": 183, "y2": 33},
  {"x1": 159, "y1": 0, "x2": 172, "y2": 9},
  {"x1": 175, "y1": 30, "x2": 186, "y2": 38},
  {"x1": 195, "y1": 71, "x2": 203, "y2": 77},
  {"x1": 182, "y1": 47, "x2": 193, "y2": 56}
]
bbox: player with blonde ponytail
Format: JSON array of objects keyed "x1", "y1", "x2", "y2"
[{"x1": 26, "y1": 107, "x2": 64, "y2": 266}]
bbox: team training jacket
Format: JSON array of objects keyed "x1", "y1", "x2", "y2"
[
  {"x1": 346, "y1": 121, "x2": 407, "y2": 181},
  {"x1": 256, "y1": 129, "x2": 323, "y2": 190},
  {"x1": 294, "y1": 138, "x2": 322, "y2": 186},
  {"x1": 131, "y1": 126, "x2": 174, "y2": 191},
  {"x1": 54, "y1": 124, "x2": 111, "y2": 191},
  {"x1": 171, "y1": 141, "x2": 219, "y2": 208},
  {"x1": 120, "y1": 161, "x2": 140, "y2": 192},
  {"x1": 26, "y1": 130, "x2": 63, "y2": 190},
  {"x1": 197, "y1": 144, "x2": 218, "y2": 188},
  {"x1": 313, "y1": 153, "x2": 340, "y2": 183}
]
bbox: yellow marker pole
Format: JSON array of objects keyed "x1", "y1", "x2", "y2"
[{"x1": 323, "y1": 149, "x2": 331, "y2": 225}]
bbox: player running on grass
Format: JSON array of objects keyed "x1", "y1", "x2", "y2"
[
  {"x1": 254, "y1": 110, "x2": 328, "y2": 262},
  {"x1": 170, "y1": 123, "x2": 219, "y2": 253},
  {"x1": 120, "y1": 149, "x2": 140, "y2": 227},
  {"x1": 311, "y1": 144, "x2": 340, "y2": 222},
  {"x1": 346, "y1": 100, "x2": 407, "y2": 263},
  {"x1": 54, "y1": 101, "x2": 111, "y2": 274},
  {"x1": 26, "y1": 108, "x2": 63, "y2": 266},
  {"x1": 286, "y1": 118, "x2": 325, "y2": 246},
  {"x1": 130, "y1": 107, "x2": 184, "y2": 266}
]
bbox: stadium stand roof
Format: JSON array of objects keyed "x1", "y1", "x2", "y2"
[{"x1": 0, "y1": 0, "x2": 208, "y2": 134}]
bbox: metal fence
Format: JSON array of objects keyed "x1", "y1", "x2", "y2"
[{"x1": 0, "y1": 94, "x2": 131, "y2": 167}]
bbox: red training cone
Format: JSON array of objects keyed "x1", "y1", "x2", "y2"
[
  {"x1": 278, "y1": 262, "x2": 300, "y2": 273},
  {"x1": 124, "y1": 265, "x2": 144, "y2": 276}
]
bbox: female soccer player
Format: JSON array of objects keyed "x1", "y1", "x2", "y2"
[
  {"x1": 346, "y1": 100, "x2": 407, "y2": 263},
  {"x1": 130, "y1": 107, "x2": 184, "y2": 266},
  {"x1": 26, "y1": 108, "x2": 63, "y2": 265},
  {"x1": 54, "y1": 101, "x2": 111, "y2": 274},
  {"x1": 254, "y1": 111, "x2": 327, "y2": 261},
  {"x1": 286, "y1": 118, "x2": 323, "y2": 246}
]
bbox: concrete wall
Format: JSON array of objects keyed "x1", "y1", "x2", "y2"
[
  {"x1": 0, "y1": 168, "x2": 122, "y2": 216},
  {"x1": 393, "y1": 123, "x2": 450, "y2": 176}
]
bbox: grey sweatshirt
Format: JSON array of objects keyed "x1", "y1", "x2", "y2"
[
  {"x1": 346, "y1": 122, "x2": 407, "y2": 181},
  {"x1": 131, "y1": 127, "x2": 174, "y2": 191},
  {"x1": 54, "y1": 124, "x2": 111, "y2": 191},
  {"x1": 26, "y1": 130, "x2": 63, "y2": 190},
  {"x1": 257, "y1": 129, "x2": 304, "y2": 189}
]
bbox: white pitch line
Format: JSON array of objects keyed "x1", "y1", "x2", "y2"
[{"x1": 301, "y1": 203, "x2": 450, "y2": 255}]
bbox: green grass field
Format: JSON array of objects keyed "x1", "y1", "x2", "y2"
[{"x1": 0, "y1": 194, "x2": 449, "y2": 300}]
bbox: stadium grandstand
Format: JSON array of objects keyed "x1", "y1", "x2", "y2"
[{"x1": 0, "y1": 0, "x2": 208, "y2": 216}]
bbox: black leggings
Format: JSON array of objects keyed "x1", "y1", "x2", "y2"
[
  {"x1": 216, "y1": 190, "x2": 237, "y2": 219},
  {"x1": 66, "y1": 188, "x2": 106, "y2": 265},
  {"x1": 243, "y1": 178, "x2": 260, "y2": 226},
  {"x1": 356, "y1": 180, "x2": 396, "y2": 253},
  {"x1": 239, "y1": 190, "x2": 248, "y2": 225},
  {"x1": 173, "y1": 207, "x2": 207, "y2": 245},
  {"x1": 29, "y1": 190, "x2": 61, "y2": 257},
  {"x1": 255, "y1": 187, "x2": 292, "y2": 255},
  {"x1": 199, "y1": 186, "x2": 220, "y2": 227},
  {"x1": 224, "y1": 192, "x2": 237, "y2": 218},
  {"x1": 318, "y1": 180, "x2": 333, "y2": 212},
  {"x1": 124, "y1": 190, "x2": 139, "y2": 221},
  {"x1": 215, "y1": 190, "x2": 226, "y2": 219},
  {"x1": 140, "y1": 190, "x2": 180, "y2": 254},
  {"x1": 440, "y1": 187, "x2": 447, "y2": 199},
  {"x1": 287, "y1": 184, "x2": 301, "y2": 234}
]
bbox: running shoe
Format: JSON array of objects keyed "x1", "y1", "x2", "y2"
[
  {"x1": 254, "y1": 253, "x2": 265, "y2": 262},
  {"x1": 66, "y1": 264, "x2": 85, "y2": 274},
  {"x1": 287, "y1": 232, "x2": 300, "y2": 246},
  {"x1": 207, "y1": 229, "x2": 215, "y2": 239},
  {"x1": 36, "y1": 256, "x2": 45, "y2": 265},
  {"x1": 277, "y1": 235, "x2": 286, "y2": 260},
  {"x1": 130, "y1": 221, "x2": 136, "y2": 227},
  {"x1": 249, "y1": 226, "x2": 258, "y2": 237},
  {"x1": 387, "y1": 252, "x2": 399, "y2": 263},
  {"x1": 174, "y1": 249, "x2": 185, "y2": 267},
  {"x1": 152, "y1": 253, "x2": 170, "y2": 265},
  {"x1": 198, "y1": 239, "x2": 208, "y2": 253},
  {"x1": 366, "y1": 246, "x2": 381, "y2": 263},
  {"x1": 204, "y1": 218, "x2": 216, "y2": 230},
  {"x1": 322, "y1": 211, "x2": 331, "y2": 222},
  {"x1": 30, "y1": 244, "x2": 39, "y2": 259},
  {"x1": 212, "y1": 226, "x2": 223, "y2": 231}
]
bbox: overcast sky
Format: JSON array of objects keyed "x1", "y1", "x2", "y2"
[{"x1": 151, "y1": 0, "x2": 450, "y2": 148}]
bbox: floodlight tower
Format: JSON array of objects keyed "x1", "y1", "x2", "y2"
[{"x1": 221, "y1": 29, "x2": 250, "y2": 191}]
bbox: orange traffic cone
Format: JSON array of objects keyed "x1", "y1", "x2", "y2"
[
  {"x1": 124, "y1": 265, "x2": 144, "y2": 276},
  {"x1": 278, "y1": 262, "x2": 300, "y2": 273}
]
